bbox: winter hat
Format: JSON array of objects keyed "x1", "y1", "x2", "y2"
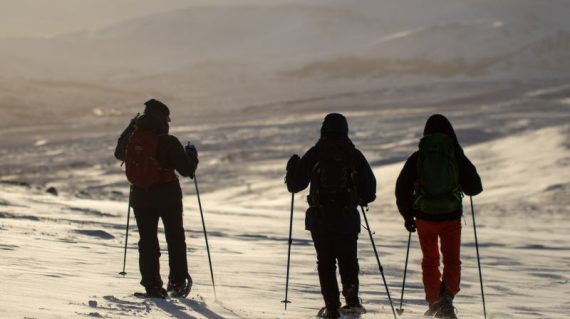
[
  {"x1": 423, "y1": 114, "x2": 460, "y2": 147},
  {"x1": 321, "y1": 113, "x2": 349, "y2": 137},
  {"x1": 144, "y1": 99, "x2": 170, "y2": 118}
]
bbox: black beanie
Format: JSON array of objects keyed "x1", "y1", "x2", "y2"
[
  {"x1": 144, "y1": 99, "x2": 170, "y2": 118},
  {"x1": 321, "y1": 113, "x2": 349, "y2": 137}
]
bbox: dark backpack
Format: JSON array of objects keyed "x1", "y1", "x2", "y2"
[
  {"x1": 125, "y1": 129, "x2": 176, "y2": 190},
  {"x1": 309, "y1": 152, "x2": 358, "y2": 208},
  {"x1": 413, "y1": 133, "x2": 462, "y2": 214}
]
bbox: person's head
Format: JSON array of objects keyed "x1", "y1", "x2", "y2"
[
  {"x1": 423, "y1": 114, "x2": 459, "y2": 146},
  {"x1": 138, "y1": 99, "x2": 170, "y2": 133},
  {"x1": 144, "y1": 98, "x2": 170, "y2": 122},
  {"x1": 320, "y1": 113, "x2": 349, "y2": 139}
]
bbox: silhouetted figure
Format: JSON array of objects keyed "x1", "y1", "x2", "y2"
[
  {"x1": 395, "y1": 114, "x2": 482, "y2": 318},
  {"x1": 115, "y1": 99, "x2": 198, "y2": 298},
  {"x1": 286, "y1": 113, "x2": 376, "y2": 318}
]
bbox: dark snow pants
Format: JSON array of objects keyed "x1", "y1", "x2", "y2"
[
  {"x1": 311, "y1": 231, "x2": 360, "y2": 310},
  {"x1": 133, "y1": 201, "x2": 189, "y2": 289}
]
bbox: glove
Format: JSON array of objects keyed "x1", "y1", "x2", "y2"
[
  {"x1": 286, "y1": 154, "x2": 300, "y2": 171},
  {"x1": 119, "y1": 113, "x2": 140, "y2": 139},
  {"x1": 185, "y1": 142, "x2": 198, "y2": 159},
  {"x1": 129, "y1": 113, "x2": 140, "y2": 128},
  {"x1": 405, "y1": 218, "x2": 416, "y2": 233}
]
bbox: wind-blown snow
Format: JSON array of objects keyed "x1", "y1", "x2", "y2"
[
  {"x1": 1, "y1": 1, "x2": 570, "y2": 318},
  {"x1": 1, "y1": 0, "x2": 570, "y2": 136},
  {"x1": 1, "y1": 119, "x2": 568, "y2": 318}
]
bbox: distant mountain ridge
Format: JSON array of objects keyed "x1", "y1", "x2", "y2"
[
  {"x1": 1, "y1": 0, "x2": 569, "y2": 132},
  {"x1": 2, "y1": 1, "x2": 569, "y2": 80}
]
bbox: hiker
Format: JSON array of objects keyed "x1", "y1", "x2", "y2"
[
  {"x1": 285, "y1": 113, "x2": 376, "y2": 318},
  {"x1": 395, "y1": 114, "x2": 483, "y2": 318},
  {"x1": 114, "y1": 99, "x2": 198, "y2": 298}
]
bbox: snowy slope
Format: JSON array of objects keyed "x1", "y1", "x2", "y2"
[
  {"x1": 1, "y1": 1, "x2": 570, "y2": 318},
  {"x1": 1, "y1": 119, "x2": 568, "y2": 318}
]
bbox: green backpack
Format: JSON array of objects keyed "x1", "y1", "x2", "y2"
[{"x1": 413, "y1": 133, "x2": 463, "y2": 214}]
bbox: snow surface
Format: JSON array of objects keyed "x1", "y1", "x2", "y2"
[
  {"x1": 1, "y1": 1, "x2": 570, "y2": 318},
  {"x1": 1, "y1": 118, "x2": 568, "y2": 318}
]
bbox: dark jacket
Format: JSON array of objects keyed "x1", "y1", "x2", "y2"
[
  {"x1": 115, "y1": 114, "x2": 198, "y2": 208},
  {"x1": 286, "y1": 137, "x2": 377, "y2": 234},
  {"x1": 395, "y1": 114, "x2": 482, "y2": 221}
]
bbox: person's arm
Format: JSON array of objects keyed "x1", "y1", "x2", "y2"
[
  {"x1": 167, "y1": 136, "x2": 199, "y2": 178},
  {"x1": 114, "y1": 126, "x2": 135, "y2": 161},
  {"x1": 354, "y1": 149, "x2": 376, "y2": 205},
  {"x1": 395, "y1": 153, "x2": 418, "y2": 221},
  {"x1": 457, "y1": 149, "x2": 483, "y2": 196},
  {"x1": 285, "y1": 147, "x2": 317, "y2": 193},
  {"x1": 114, "y1": 115, "x2": 139, "y2": 161}
]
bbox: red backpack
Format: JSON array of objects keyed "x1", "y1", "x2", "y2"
[{"x1": 125, "y1": 129, "x2": 176, "y2": 190}]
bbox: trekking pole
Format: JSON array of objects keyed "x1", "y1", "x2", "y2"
[
  {"x1": 470, "y1": 196, "x2": 487, "y2": 319},
  {"x1": 194, "y1": 175, "x2": 217, "y2": 299},
  {"x1": 119, "y1": 185, "x2": 132, "y2": 276},
  {"x1": 360, "y1": 205, "x2": 397, "y2": 319},
  {"x1": 281, "y1": 192, "x2": 294, "y2": 310},
  {"x1": 396, "y1": 231, "x2": 412, "y2": 315}
]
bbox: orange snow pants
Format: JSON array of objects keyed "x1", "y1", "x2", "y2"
[{"x1": 416, "y1": 219, "x2": 462, "y2": 305}]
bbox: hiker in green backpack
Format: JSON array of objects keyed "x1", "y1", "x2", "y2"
[{"x1": 395, "y1": 114, "x2": 482, "y2": 318}]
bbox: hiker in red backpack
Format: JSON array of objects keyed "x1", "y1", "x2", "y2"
[
  {"x1": 395, "y1": 114, "x2": 482, "y2": 318},
  {"x1": 115, "y1": 99, "x2": 198, "y2": 298}
]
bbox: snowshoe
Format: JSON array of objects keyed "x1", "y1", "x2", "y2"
[
  {"x1": 340, "y1": 303, "x2": 367, "y2": 315},
  {"x1": 167, "y1": 274, "x2": 192, "y2": 298},
  {"x1": 434, "y1": 295, "x2": 458, "y2": 319},
  {"x1": 317, "y1": 306, "x2": 341, "y2": 318},
  {"x1": 135, "y1": 286, "x2": 168, "y2": 299},
  {"x1": 424, "y1": 302, "x2": 440, "y2": 316}
]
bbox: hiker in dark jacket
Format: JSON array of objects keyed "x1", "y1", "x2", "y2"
[
  {"x1": 286, "y1": 113, "x2": 376, "y2": 319},
  {"x1": 115, "y1": 99, "x2": 198, "y2": 298},
  {"x1": 395, "y1": 114, "x2": 482, "y2": 318}
]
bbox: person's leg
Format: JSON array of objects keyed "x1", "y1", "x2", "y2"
[
  {"x1": 336, "y1": 233, "x2": 360, "y2": 306},
  {"x1": 311, "y1": 232, "x2": 341, "y2": 312},
  {"x1": 416, "y1": 219, "x2": 443, "y2": 306},
  {"x1": 133, "y1": 207, "x2": 162, "y2": 289},
  {"x1": 440, "y1": 219, "x2": 462, "y2": 298},
  {"x1": 161, "y1": 201, "x2": 189, "y2": 285}
]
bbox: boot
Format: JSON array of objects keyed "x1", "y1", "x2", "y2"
[
  {"x1": 340, "y1": 297, "x2": 367, "y2": 315},
  {"x1": 145, "y1": 285, "x2": 167, "y2": 299},
  {"x1": 434, "y1": 294, "x2": 457, "y2": 319},
  {"x1": 424, "y1": 302, "x2": 440, "y2": 316}
]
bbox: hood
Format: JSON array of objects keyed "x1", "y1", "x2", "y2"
[
  {"x1": 423, "y1": 114, "x2": 460, "y2": 148},
  {"x1": 136, "y1": 113, "x2": 169, "y2": 134},
  {"x1": 321, "y1": 113, "x2": 349, "y2": 139}
]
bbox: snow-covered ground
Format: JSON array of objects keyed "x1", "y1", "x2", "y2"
[
  {"x1": 1, "y1": 1, "x2": 570, "y2": 318},
  {"x1": 1, "y1": 109, "x2": 568, "y2": 318}
]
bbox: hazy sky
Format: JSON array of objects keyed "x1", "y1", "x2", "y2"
[{"x1": 0, "y1": 0, "x2": 302, "y2": 38}]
